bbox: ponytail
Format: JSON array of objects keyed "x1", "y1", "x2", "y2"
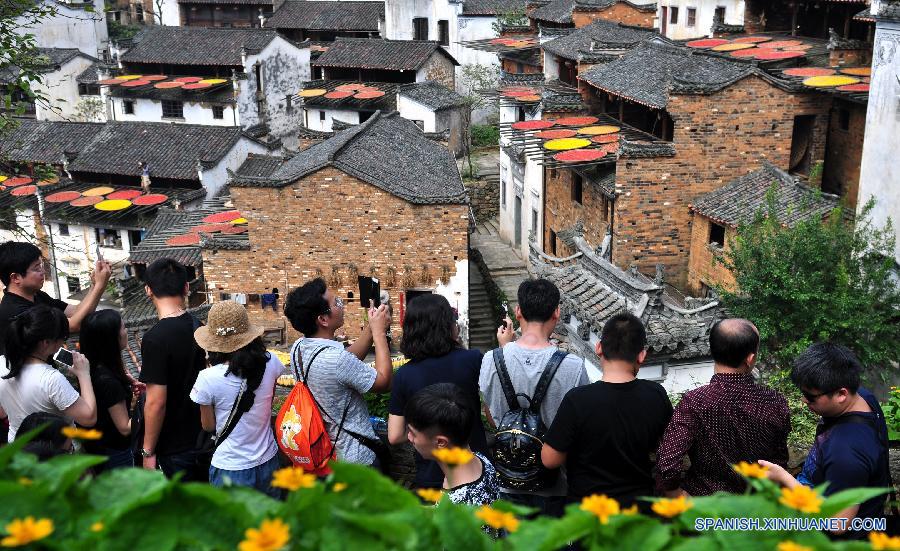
[
  {"x1": 225, "y1": 337, "x2": 268, "y2": 394},
  {"x1": 3, "y1": 305, "x2": 69, "y2": 379}
]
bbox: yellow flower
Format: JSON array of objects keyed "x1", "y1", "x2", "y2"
[
  {"x1": 580, "y1": 494, "x2": 620, "y2": 524},
  {"x1": 1, "y1": 517, "x2": 54, "y2": 547},
  {"x1": 776, "y1": 541, "x2": 812, "y2": 551},
  {"x1": 332, "y1": 482, "x2": 347, "y2": 493},
  {"x1": 416, "y1": 488, "x2": 444, "y2": 503},
  {"x1": 16, "y1": 478, "x2": 31, "y2": 486},
  {"x1": 622, "y1": 504, "x2": 638, "y2": 515},
  {"x1": 90, "y1": 522, "x2": 104, "y2": 533},
  {"x1": 733, "y1": 461, "x2": 770, "y2": 479},
  {"x1": 778, "y1": 485, "x2": 823, "y2": 514},
  {"x1": 431, "y1": 447, "x2": 474, "y2": 466},
  {"x1": 61, "y1": 426, "x2": 103, "y2": 440},
  {"x1": 474, "y1": 506, "x2": 519, "y2": 533},
  {"x1": 870, "y1": 532, "x2": 900, "y2": 550},
  {"x1": 270, "y1": 467, "x2": 316, "y2": 491},
  {"x1": 651, "y1": 496, "x2": 693, "y2": 518},
  {"x1": 238, "y1": 518, "x2": 290, "y2": 551}
]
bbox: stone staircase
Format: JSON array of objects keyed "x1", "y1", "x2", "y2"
[{"x1": 468, "y1": 261, "x2": 497, "y2": 353}]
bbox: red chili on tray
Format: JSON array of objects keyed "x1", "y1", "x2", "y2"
[
  {"x1": 783, "y1": 67, "x2": 836, "y2": 77},
  {"x1": 325, "y1": 91, "x2": 352, "y2": 99},
  {"x1": 591, "y1": 134, "x2": 620, "y2": 144},
  {"x1": 685, "y1": 39, "x2": 729, "y2": 49},
  {"x1": 202, "y1": 210, "x2": 242, "y2": 223},
  {"x1": 553, "y1": 149, "x2": 608, "y2": 162},
  {"x1": 166, "y1": 233, "x2": 200, "y2": 246},
  {"x1": 70, "y1": 196, "x2": 103, "y2": 207},
  {"x1": 511, "y1": 120, "x2": 555, "y2": 131},
  {"x1": 837, "y1": 83, "x2": 870, "y2": 92},
  {"x1": 132, "y1": 194, "x2": 169, "y2": 206},
  {"x1": 753, "y1": 50, "x2": 805, "y2": 60},
  {"x1": 45, "y1": 191, "x2": 82, "y2": 203},
  {"x1": 554, "y1": 116, "x2": 599, "y2": 126},
  {"x1": 10, "y1": 185, "x2": 37, "y2": 197},
  {"x1": 535, "y1": 129, "x2": 577, "y2": 139},
  {"x1": 107, "y1": 189, "x2": 144, "y2": 200}
]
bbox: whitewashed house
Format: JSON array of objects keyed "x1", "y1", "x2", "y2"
[
  {"x1": 657, "y1": 0, "x2": 745, "y2": 40},
  {"x1": 14, "y1": 0, "x2": 109, "y2": 59}
]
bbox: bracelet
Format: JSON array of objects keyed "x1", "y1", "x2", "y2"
[{"x1": 140, "y1": 448, "x2": 155, "y2": 458}]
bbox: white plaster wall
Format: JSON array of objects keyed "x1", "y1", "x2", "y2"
[
  {"x1": 497, "y1": 102, "x2": 543, "y2": 260},
  {"x1": 397, "y1": 95, "x2": 438, "y2": 131},
  {"x1": 520, "y1": 155, "x2": 542, "y2": 261},
  {"x1": 49, "y1": 223, "x2": 132, "y2": 300},
  {"x1": 15, "y1": 0, "x2": 109, "y2": 58},
  {"x1": 202, "y1": 137, "x2": 271, "y2": 198},
  {"x1": 543, "y1": 51, "x2": 559, "y2": 82},
  {"x1": 302, "y1": 108, "x2": 362, "y2": 131},
  {"x1": 858, "y1": 20, "x2": 900, "y2": 263},
  {"x1": 109, "y1": 96, "x2": 239, "y2": 126},
  {"x1": 33, "y1": 56, "x2": 96, "y2": 121},
  {"x1": 657, "y1": 0, "x2": 744, "y2": 40},
  {"x1": 158, "y1": 0, "x2": 181, "y2": 25},
  {"x1": 242, "y1": 38, "x2": 311, "y2": 140},
  {"x1": 434, "y1": 258, "x2": 470, "y2": 347}
]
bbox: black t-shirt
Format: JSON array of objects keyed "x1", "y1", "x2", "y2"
[
  {"x1": 544, "y1": 379, "x2": 673, "y2": 505},
  {"x1": 0, "y1": 290, "x2": 69, "y2": 355},
  {"x1": 139, "y1": 313, "x2": 205, "y2": 455},
  {"x1": 388, "y1": 347, "x2": 489, "y2": 488},
  {"x1": 82, "y1": 368, "x2": 132, "y2": 452}
]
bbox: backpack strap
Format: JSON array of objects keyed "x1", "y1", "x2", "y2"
[
  {"x1": 492, "y1": 348, "x2": 520, "y2": 411},
  {"x1": 529, "y1": 350, "x2": 567, "y2": 414},
  {"x1": 294, "y1": 343, "x2": 354, "y2": 451}
]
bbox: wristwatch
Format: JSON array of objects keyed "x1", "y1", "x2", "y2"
[{"x1": 140, "y1": 448, "x2": 155, "y2": 458}]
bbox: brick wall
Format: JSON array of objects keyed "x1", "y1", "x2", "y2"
[
  {"x1": 203, "y1": 166, "x2": 469, "y2": 343},
  {"x1": 823, "y1": 99, "x2": 865, "y2": 206},
  {"x1": 572, "y1": 3, "x2": 655, "y2": 28},
  {"x1": 610, "y1": 74, "x2": 832, "y2": 289},
  {"x1": 543, "y1": 166, "x2": 612, "y2": 254},
  {"x1": 465, "y1": 176, "x2": 499, "y2": 223},
  {"x1": 501, "y1": 58, "x2": 542, "y2": 74},
  {"x1": 686, "y1": 214, "x2": 736, "y2": 294}
]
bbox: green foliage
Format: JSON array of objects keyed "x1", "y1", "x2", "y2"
[
  {"x1": 717, "y1": 194, "x2": 900, "y2": 373},
  {"x1": 0, "y1": 439, "x2": 892, "y2": 550},
  {"x1": 491, "y1": 9, "x2": 529, "y2": 35},
  {"x1": 882, "y1": 386, "x2": 900, "y2": 441},
  {"x1": 364, "y1": 391, "x2": 390, "y2": 419},
  {"x1": 471, "y1": 124, "x2": 500, "y2": 148},
  {"x1": 107, "y1": 20, "x2": 140, "y2": 41},
  {"x1": 768, "y1": 370, "x2": 819, "y2": 449}
]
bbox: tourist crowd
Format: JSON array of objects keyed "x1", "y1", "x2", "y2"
[{"x1": 0, "y1": 241, "x2": 890, "y2": 540}]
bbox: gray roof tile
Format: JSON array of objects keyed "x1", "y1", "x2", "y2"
[
  {"x1": 398, "y1": 80, "x2": 468, "y2": 110},
  {"x1": 267, "y1": 1, "x2": 383, "y2": 30},
  {"x1": 462, "y1": 0, "x2": 527, "y2": 15},
  {"x1": 121, "y1": 26, "x2": 280, "y2": 67},
  {"x1": 235, "y1": 153, "x2": 286, "y2": 177},
  {"x1": 530, "y1": 0, "x2": 576, "y2": 23},
  {"x1": 690, "y1": 162, "x2": 840, "y2": 228},
  {"x1": 313, "y1": 38, "x2": 458, "y2": 71},
  {"x1": 542, "y1": 19, "x2": 656, "y2": 60}
]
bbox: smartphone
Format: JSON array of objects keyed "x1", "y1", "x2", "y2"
[
  {"x1": 52, "y1": 347, "x2": 74, "y2": 370},
  {"x1": 500, "y1": 301, "x2": 509, "y2": 328},
  {"x1": 95, "y1": 241, "x2": 103, "y2": 262},
  {"x1": 358, "y1": 276, "x2": 381, "y2": 308}
]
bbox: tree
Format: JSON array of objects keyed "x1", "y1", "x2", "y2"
[
  {"x1": 491, "y1": 8, "x2": 529, "y2": 35},
  {"x1": 717, "y1": 194, "x2": 899, "y2": 374},
  {"x1": 0, "y1": 0, "x2": 55, "y2": 134},
  {"x1": 458, "y1": 63, "x2": 499, "y2": 177}
]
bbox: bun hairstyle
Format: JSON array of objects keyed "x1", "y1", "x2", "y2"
[{"x1": 3, "y1": 305, "x2": 69, "y2": 379}]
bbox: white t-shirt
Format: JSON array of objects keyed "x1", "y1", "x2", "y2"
[
  {"x1": 0, "y1": 362, "x2": 80, "y2": 441},
  {"x1": 190, "y1": 354, "x2": 283, "y2": 470}
]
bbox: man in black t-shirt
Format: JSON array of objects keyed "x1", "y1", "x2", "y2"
[
  {"x1": 541, "y1": 313, "x2": 673, "y2": 507},
  {"x1": 138, "y1": 258, "x2": 206, "y2": 481},
  {"x1": 0, "y1": 241, "x2": 111, "y2": 356}
]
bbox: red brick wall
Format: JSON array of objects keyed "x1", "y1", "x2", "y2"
[
  {"x1": 686, "y1": 214, "x2": 736, "y2": 294},
  {"x1": 823, "y1": 99, "x2": 865, "y2": 207},
  {"x1": 543, "y1": 166, "x2": 612, "y2": 254},
  {"x1": 572, "y1": 3, "x2": 655, "y2": 28},
  {"x1": 609, "y1": 74, "x2": 832, "y2": 289},
  {"x1": 203, "y1": 166, "x2": 469, "y2": 342}
]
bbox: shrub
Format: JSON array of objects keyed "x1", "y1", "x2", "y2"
[{"x1": 470, "y1": 125, "x2": 499, "y2": 148}]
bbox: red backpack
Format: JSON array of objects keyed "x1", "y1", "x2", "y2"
[{"x1": 274, "y1": 346, "x2": 334, "y2": 475}]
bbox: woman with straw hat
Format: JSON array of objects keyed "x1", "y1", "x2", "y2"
[{"x1": 190, "y1": 300, "x2": 284, "y2": 496}]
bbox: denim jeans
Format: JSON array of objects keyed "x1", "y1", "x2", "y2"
[
  {"x1": 158, "y1": 450, "x2": 210, "y2": 482},
  {"x1": 499, "y1": 492, "x2": 567, "y2": 518},
  {"x1": 209, "y1": 454, "x2": 282, "y2": 498},
  {"x1": 93, "y1": 447, "x2": 134, "y2": 473}
]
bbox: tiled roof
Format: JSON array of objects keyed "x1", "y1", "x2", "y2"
[
  {"x1": 462, "y1": 0, "x2": 527, "y2": 15},
  {"x1": 579, "y1": 40, "x2": 754, "y2": 109},
  {"x1": 530, "y1": 0, "x2": 576, "y2": 23},
  {"x1": 0, "y1": 48, "x2": 95, "y2": 85},
  {"x1": 574, "y1": 0, "x2": 656, "y2": 11},
  {"x1": 398, "y1": 80, "x2": 468, "y2": 110},
  {"x1": 3, "y1": 120, "x2": 246, "y2": 180},
  {"x1": 266, "y1": 1, "x2": 383, "y2": 30},
  {"x1": 179, "y1": 0, "x2": 272, "y2": 5},
  {"x1": 542, "y1": 19, "x2": 657, "y2": 60},
  {"x1": 232, "y1": 111, "x2": 467, "y2": 204},
  {"x1": 235, "y1": 153, "x2": 286, "y2": 177},
  {"x1": 690, "y1": 163, "x2": 840, "y2": 228},
  {"x1": 76, "y1": 63, "x2": 99, "y2": 84},
  {"x1": 313, "y1": 38, "x2": 459, "y2": 71},
  {"x1": 121, "y1": 27, "x2": 280, "y2": 67}
]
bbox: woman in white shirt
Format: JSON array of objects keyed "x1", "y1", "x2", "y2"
[
  {"x1": 190, "y1": 300, "x2": 283, "y2": 496},
  {"x1": 0, "y1": 305, "x2": 96, "y2": 441}
]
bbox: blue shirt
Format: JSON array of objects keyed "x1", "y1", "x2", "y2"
[{"x1": 798, "y1": 388, "x2": 889, "y2": 535}]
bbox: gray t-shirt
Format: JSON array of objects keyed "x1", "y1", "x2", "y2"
[
  {"x1": 292, "y1": 338, "x2": 377, "y2": 465},
  {"x1": 479, "y1": 342, "x2": 589, "y2": 495}
]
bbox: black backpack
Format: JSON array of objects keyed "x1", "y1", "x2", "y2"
[{"x1": 491, "y1": 348, "x2": 567, "y2": 492}]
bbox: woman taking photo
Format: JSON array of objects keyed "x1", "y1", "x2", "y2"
[
  {"x1": 78, "y1": 309, "x2": 135, "y2": 471},
  {"x1": 0, "y1": 305, "x2": 96, "y2": 441},
  {"x1": 190, "y1": 300, "x2": 284, "y2": 496},
  {"x1": 387, "y1": 293, "x2": 488, "y2": 489}
]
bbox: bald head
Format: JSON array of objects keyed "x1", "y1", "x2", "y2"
[{"x1": 709, "y1": 318, "x2": 760, "y2": 369}]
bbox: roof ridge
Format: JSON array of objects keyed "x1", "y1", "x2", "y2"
[{"x1": 326, "y1": 111, "x2": 383, "y2": 161}]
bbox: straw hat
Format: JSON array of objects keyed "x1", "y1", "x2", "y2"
[{"x1": 194, "y1": 300, "x2": 264, "y2": 353}]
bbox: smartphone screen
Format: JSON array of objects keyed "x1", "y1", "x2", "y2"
[
  {"x1": 358, "y1": 276, "x2": 382, "y2": 308},
  {"x1": 53, "y1": 348, "x2": 74, "y2": 369}
]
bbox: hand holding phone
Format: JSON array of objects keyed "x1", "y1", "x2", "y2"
[{"x1": 52, "y1": 347, "x2": 74, "y2": 370}]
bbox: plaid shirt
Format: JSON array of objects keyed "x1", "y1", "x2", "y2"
[{"x1": 654, "y1": 373, "x2": 791, "y2": 496}]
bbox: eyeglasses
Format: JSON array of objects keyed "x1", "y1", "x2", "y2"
[
  {"x1": 322, "y1": 296, "x2": 345, "y2": 315},
  {"x1": 801, "y1": 389, "x2": 829, "y2": 402}
]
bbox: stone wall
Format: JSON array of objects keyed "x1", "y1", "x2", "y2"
[
  {"x1": 203, "y1": 166, "x2": 469, "y2": 343},
  {"x1": 823, "y1": 98, "x2": 866, "y2": 206},
  {"x1": 572, "y1": 3, "x2": 655, "y2": 28},
  {"x1": 465, "y1": 175, "x2": 499, "y2": 223},
  {"x1": 543, "y1": 166, "x2": 611, "y2": 254},
  {"x1": 686, "y1": 214, "x2": 737, "y2": 295}
]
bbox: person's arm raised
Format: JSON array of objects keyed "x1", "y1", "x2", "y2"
[
  {"x1": 64, "y1": 261, "x2": 111, "y2": 333},
  {"x1": 368, "y1": 304, "x2": 392, "y2": 393}
]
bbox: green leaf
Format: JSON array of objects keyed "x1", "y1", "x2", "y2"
[
  {"x1": 433, "y1": 500, "x2": 492, "y2": 551},
  {"x1": 328, "y1": 462, "x2": 419, "y2": 512},
  {"x1": 30, "y1": 454, "x2": 106, "y2": 493},
  {"x1": 507, "y1": 509, "x2": 595, "y2": 551},
  {"x1": 818, "y1": 486, "x2": 890, "y2": 517}
]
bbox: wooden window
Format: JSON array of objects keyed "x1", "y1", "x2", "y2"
[
  {"x1": 438, "y1": 20, "x2": 449, "y2": 46},
  {"x1": 58, "y1": 223, "x2": 69, "y2": 236},
  {"x1": 549, "y1": 229, "x2": 557, "y2": 255},
  {"x1": 670, "y1": 6, "x2": 679, "y2": 24},
  {"x1": 161, "y1": 100, "x2": 183, "y2": 118},
  {"x1": 212, "y1": 105, "x2": 225, "y2": 119},
  {"x1": 572, "y1": 173, "x2": 583, "y2": 205},
  {"x1": 714, "y1": 6, "x2": 725, "y2": 22},
  {"x1": 687, "y1": 7, "x2": 696, "y2": 26},
  {"x1": 413, "y1": 17, "x2": 428, "y2": 40},
  {"x1": 708, "y1": 222, "x2": 725, "y2": 247},
  {"x1": 123, "y1": 100, "x2": 135, "y2": 114}
]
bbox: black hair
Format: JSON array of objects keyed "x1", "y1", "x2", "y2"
[
  {"x1": 284, "y1": 278, "x2": 329, "y2": 335},
  {"x1": 206, "y1": 337, "x2": 270, "y2": 395},
  {"x1": 790, "y1": 342, "x2": 862, "y2": 394},
  {"x1": 18, "y1": 412, "x2": 71, "y2": 460},
  {"x1": 404, "y1": 383, "x2": 475, "y2": 447},
  {"x1": 600, "y1": 312, "x2": 647, "y2": 363},
  {"x1": 80, "y1": 309, "x2": 131, "y2": 390},
  {"x1": 0, "y1": 241, "x2": 42, "y2": 287},
  {"x1": 3, "y1": 305, "x2": 69, "y2": 379},
  {"x1": 709, "y1": 319, "x2": 760, "y2": 368},
  {"x1": 143, "y1": 258, "x2": 188, "y2": 298},
  {"x1": 400, "y1": 294, "x2": 458, "y2": 362},
  {"x1": 517, "y1": 278, "x2": 560, "y2": 323}
]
